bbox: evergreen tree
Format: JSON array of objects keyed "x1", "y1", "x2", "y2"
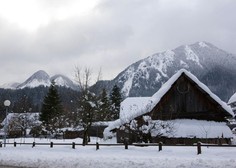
[
  {"x1": 110, "y1": 85, "x2": 122, "y2": 120},
  {"x1": 40, "y1": 81, "x2": 64, "y2": 134},
  {"x1": 97, "y1": 88, "x2": 111, "y2": 121}
]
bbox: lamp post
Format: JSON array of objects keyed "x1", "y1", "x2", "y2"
[{"x1": 3, "y1": 100, "x2": 11, "y2": 147}]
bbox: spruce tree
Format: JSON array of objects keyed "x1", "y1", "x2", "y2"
[
  {"x1": 97, "y1": 88, "x2": 110, "y2": 121},
  {"x1": 40, "y1": 81, "x2": 64, "y2": 134},
  {"x1": 110, "y1": 85, "x2": 122, "y2": 120}
]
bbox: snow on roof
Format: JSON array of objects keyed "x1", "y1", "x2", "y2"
[
  {"x1": 104, "y1": 119, "x2": 122, "y2": 138},
  {"x1": 228, "y1": 92, "x2": 236, "y2": 104},
  {"x1": 104, "y1": 97, "x2": 153, "y2": 136},
  {"x1": 1, "y1": 112, "x2": 40, "y2": 126},
  {"x1": 104, "y1": 69, "x2": 234, "y2": 137},
  {"x1": 120, "y1": 97, "x2": 151, "y2": 123},
  {"x1": 92, "y1": 121, "x2": 113, "y2": 126},
  {"x1": 104, "y1": 119, "x2": 233, "y2": 139},
  {"x1": 160, "y1": 119, "x2": 233, "y2": 138}
]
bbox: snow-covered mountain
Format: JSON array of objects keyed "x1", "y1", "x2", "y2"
[
  {"x1": 2, "y1": 41, "x2": 236, "y2": 101},
  {"x1": 17, "y1": 70, "x2": 51, "y2": 89},
  {"x1": 1, "y1": 70, "x2": 78, "y2": 90},
  {"x1": 96, "y1": 41, "x2": 236, "y2": 101},
  {"x1": 50, "y1": 74, "x2": 78, "y2": 90}
]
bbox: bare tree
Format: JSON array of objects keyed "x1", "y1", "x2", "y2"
[
  {"x1": 75, "y1": 67, "x2": 92, "y2": 91},
  {"x1": 74, "y1": 67, "x2": 102, "y2": 145}
]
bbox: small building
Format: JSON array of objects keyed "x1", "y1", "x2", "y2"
[
  {"x1": 1, "y1": 112, "x2": 40, "y2": 138},
  {"x1": 104, "y1": 69, "x2": 234, "y2": 145},
  {"x1": 63, "y1": 122, "x2": 111, "y2": 139}
]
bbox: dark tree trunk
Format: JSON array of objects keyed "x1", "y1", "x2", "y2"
[{"x1": 82, "y1": 129, "x2": 89, "y2": 146}]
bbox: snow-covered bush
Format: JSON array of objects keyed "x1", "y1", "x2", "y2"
[{"x1": 128, "y1": 115, "x2": 174, "y2": 142}]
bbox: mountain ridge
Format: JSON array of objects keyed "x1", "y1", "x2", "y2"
[
  {"x1": 93, "y1": 41, "x2": 236, "y2": 102},
  {"x1": 1, "y1": 41, "x2": 236, "y2": 102},
  {"x1": 0, "y1": 70, "x2": 79, "y2": 91}
]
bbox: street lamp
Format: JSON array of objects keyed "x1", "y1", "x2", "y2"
[{"x1": 3, "y1": 100, "x2": 11, "y2": 147}]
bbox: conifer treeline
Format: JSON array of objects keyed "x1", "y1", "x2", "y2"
[
  {"x1": 0, "y1": 84, "x2": 122, "y2": 125},
  {"x1": 39, "y1": 82, "x2": 122, "y2": 144}
]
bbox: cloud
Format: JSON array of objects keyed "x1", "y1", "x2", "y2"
[{"x1": 0, "y1": 0, "x2": 236, "y2": 84}]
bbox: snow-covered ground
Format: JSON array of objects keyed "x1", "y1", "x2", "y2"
[{"x1": 1, "y1": 137, "x2": 236, "y2": 168}]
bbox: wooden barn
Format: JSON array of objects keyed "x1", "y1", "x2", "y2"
[{"x1": 104, "y1": 69, "x2": 234, "y2": 145}]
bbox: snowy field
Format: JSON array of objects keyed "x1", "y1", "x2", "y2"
[{"x1": 1, "y1": 137, "x2": 236, "y2": 168}]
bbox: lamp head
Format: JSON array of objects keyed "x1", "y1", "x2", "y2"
[{"x1": 4, "y1": 100, "x2": 11, "y2": 107}]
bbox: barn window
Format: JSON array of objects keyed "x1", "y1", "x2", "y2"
[{"x1": 177, "y1": 82, "x2": 189, "y2": 94}]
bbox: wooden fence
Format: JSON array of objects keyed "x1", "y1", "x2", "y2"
[{"x1": 1, "y1": 141, "x2": 236, "y2": 155}]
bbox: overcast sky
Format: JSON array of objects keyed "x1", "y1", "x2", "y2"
[{"x1": 0, "y1": 0, "x2": 235, "y2": 85}]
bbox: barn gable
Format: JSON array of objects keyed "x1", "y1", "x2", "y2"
[
  {"x1": 148, "y1": 69, "x2": 233, "y2": 119},
  {"x1": 150, "y1": 71, "x2": 233, "y2": 121}
]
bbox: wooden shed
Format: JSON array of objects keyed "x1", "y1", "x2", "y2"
[{"x1": 104, "y1": 69, "x2": 234, "y2": 144}]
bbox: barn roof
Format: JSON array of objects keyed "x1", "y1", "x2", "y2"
[
  {"x1": 1, "y1": 112, "x2": 40, "y2": 126},
  {"x1": 151, "y1": 119, "x2": 233, "y2": 138},
  {"x1": 119, "y1": 97, "x2": 151, "y2": 123},
  {"x1": 104, "y1": 69, "x2": 234, "y2": 137},
  {"x1": 150, "y1": 69, "x2": 234, "y2": 116}
]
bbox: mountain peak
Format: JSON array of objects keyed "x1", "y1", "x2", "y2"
[
  {"x1": 31, "y1": 70, "x2": 50, "y2": 80},
  {"x1": 190, "y1": 41, "x2": 222, "y2": 51},
  {"x1": 51, "y1": 74, "x2": 78, "y2": 90},
  {"x1": 0, "y1": 70, "x2": 78, "y2": 90},
  {"x1": 17, "y1": 70, "x2": 51, "y2": 89},
  {"x1": 197, "y1": 41, "x2": 209, "y2": 48}
]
